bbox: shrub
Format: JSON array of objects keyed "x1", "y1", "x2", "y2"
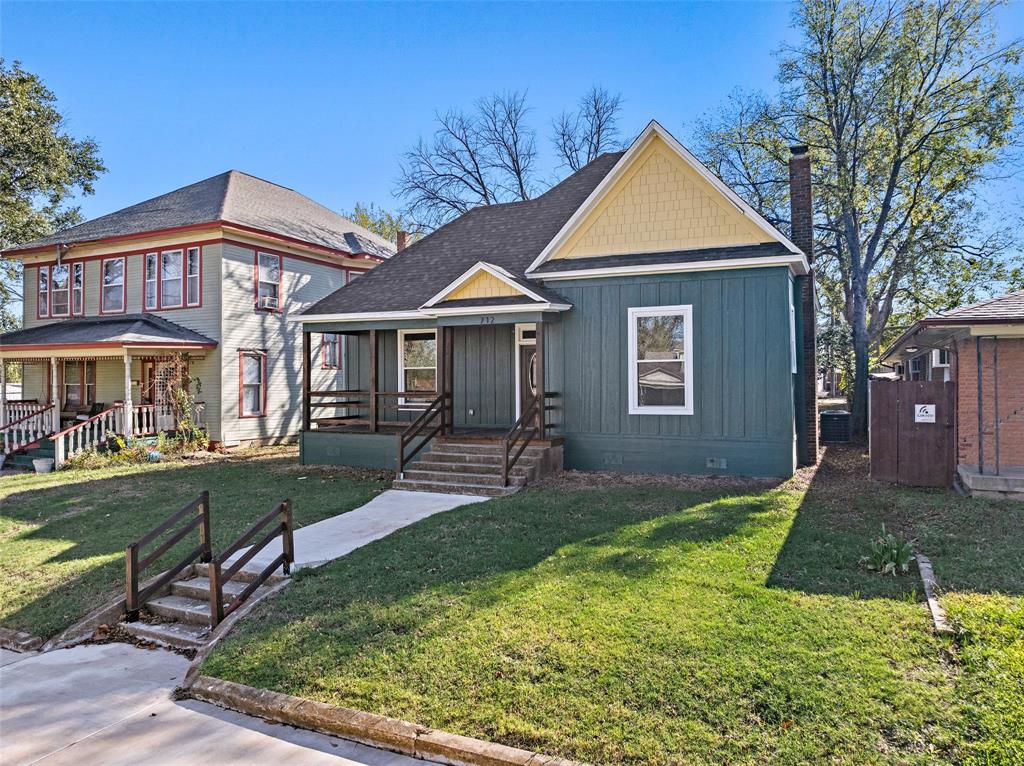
[{"x1": 862, "y1": 524, "x2": 914, "y2": 575}]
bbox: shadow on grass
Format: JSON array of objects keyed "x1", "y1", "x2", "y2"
[
  {"x1": 767, "y1": 445, "x2": 1024, "y2": 599},
  {"x1": 0, "y1": 455, "x2": 387, "y2": 638}
]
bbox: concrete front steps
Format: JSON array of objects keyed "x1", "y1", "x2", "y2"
[
  {"x1": 393, "y1": 438, "x2": 562, "y2": 496},
  {"x1": 118, "y1": 565, "x2": 283, "y2": 651}
]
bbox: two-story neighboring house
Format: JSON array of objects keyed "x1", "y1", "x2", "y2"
[{"x1": 0, "y1": 171, "x2": 393, "y2": 467}]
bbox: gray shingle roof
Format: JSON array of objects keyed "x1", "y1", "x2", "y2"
[
  {"x1": 933, "y1": 290, "x2": 1024, "y2": 322},
  {"x1": 5, "y1": 171, "x2": 395, "y2": 259},
  {"x1": 301, "y1": 153, "x2": 624, "y2": 316},
  {"x1": 0, "y1": 314, "x2": 216, "y2": 347}
]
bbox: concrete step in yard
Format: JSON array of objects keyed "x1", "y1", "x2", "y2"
[
  {"x1": 410, "y1": 459, "x2": 534, "y2": 477},
  {"x1": 145, "y1": 594, "x2": 213, "y2": 625},
  {"x1": 416, "y1": 450, "x2": 541, "y2": 467},
  {"x1": 171, "y1": 575, "x2": 252, "y2": 602},
  {"x1": 193, "y1": 562, "x2": 287, "y2": 585},
  {"x1": 429, "y1": 441, "x2": 548, "y2": 457},
  {"x1": 118, "y1": 619, "x2": 211, "y2": 651},
  {"x1": 392, "y1": 478, "x2": 520, "y2": 497},
  {"x1": 401, "y1": 469, "x2": 527, "y2": 488}
]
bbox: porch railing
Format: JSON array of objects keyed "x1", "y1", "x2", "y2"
[
  {"x1": 501, "y1": 394, "x2": 541, "y2": 486},
  {"x1": 52, "y1": 404, "x2": 122, "y2": 468},
  {"x1": 396, "y1": 392, "x2": 450, "y2": 479},
  {"x1": 1, "y1": 403, "x2": 57, "y2": 456},
  {"x1": 1, "y1": 400, "x2": 42, "y2": 425},
  {"x1": 133, "y1": 401, "x2": 206, "y2": 436},
  {"x1": 309, "y1": 390, "x2": 439, "y2": 432}
]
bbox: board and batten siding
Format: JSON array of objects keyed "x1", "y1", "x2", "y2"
[
  {"x1": 543, "y1": 267, "x2": 796, "y2": 477},
  {"x1": 219, "y1": 242, "x2": 347, "y2": 446}
]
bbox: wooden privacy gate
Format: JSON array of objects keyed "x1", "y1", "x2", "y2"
[{"x1": 870, "y1": 380, "x2": 956, "y2": 487}]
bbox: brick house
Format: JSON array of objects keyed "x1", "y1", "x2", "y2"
[{"x1": 881, "y1": 290, "x2": 1024, "y2": 499}]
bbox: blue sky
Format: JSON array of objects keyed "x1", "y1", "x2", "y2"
[{"x1": 2, "y1": 1, "x2": 1022, "y2": 227}]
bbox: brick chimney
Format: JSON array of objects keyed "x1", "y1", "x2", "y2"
[
  {"x1": 396, "y1": 230, "x2": 408, "y2": 252},
  {"x1": 789, "y1": 145, "x2": 818, "y2": 466}
]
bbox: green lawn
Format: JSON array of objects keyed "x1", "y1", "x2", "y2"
[
  {"x1": 202, "y1": 447, "x2": 1023, "y2": 765},
  {"x1": 0, "y1": 447, "x2": 388, "y2": 639}
]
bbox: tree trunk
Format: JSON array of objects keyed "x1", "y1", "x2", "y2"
[{"x1": 850, "y1": 280, "x2": 870, "y2": 440}]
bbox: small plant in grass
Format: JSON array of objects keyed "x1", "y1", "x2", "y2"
[{"x1": 862, "y1": 524, "x2": 914, "y2": 575}]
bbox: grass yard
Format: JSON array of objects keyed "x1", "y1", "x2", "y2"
[
  {"x1": 0, "y1": 447, "x2": 388, "y2": 639},
  {"x1": 202, "y1": 447, "x2": 1023, "y2": 765}
]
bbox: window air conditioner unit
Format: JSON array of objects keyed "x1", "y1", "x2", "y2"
[{"x1": 258, "y1": 296, "x2": 279, "y2": 310}]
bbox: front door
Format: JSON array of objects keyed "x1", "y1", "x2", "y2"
[{"x1": 519, "y1": 343, "x2": 537, "y2": 415}]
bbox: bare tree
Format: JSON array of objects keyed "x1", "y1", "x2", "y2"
[
  {"x1": 396, "y1": 91, "x2": 537, "y2": 228},
  {"x1": 553, "y1": 86, "x2": 624, "y2": 171}
]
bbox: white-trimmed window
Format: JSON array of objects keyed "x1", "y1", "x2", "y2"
[
  {"x1": 932, "y1": 348, "x2": 950, "y2": 367},
  {"x1": 160, "y1": 249, "x2": 183, "y2": 308},
  {"x1": 322, "y1": 333, "x2": 342, "y2": 369},
  {"x1": 71, "y1": 262, "x2": 84, "y2": 315},
  {"x1": 186, "y1": 247, "x2": 201, "y2": 306},
  {"x1": 38, "y1": 266, "x2": 50, "y2": 317},
  {"x1": 255, "y1": 252, "x2": 281, "y2": 310},
  {"x1": 101, "y1": 257, "x2": 125, "y2": 313},
  {"x1": 398, "y1": 329, "x2": 437, "y2": 406},
  {"x1": 50, "y1": 264, "x2": 70, "y2": 316},
  {"x1": 239, "y1": 351, "x2": 267, "y2": 417},
  {"x1": 62, "y1": 360, "x2": 96, "y2": 408},
  {"x1": 628, "y1": 305, "x2": 694, "y2": 415},
  {"x1": 145, "y1": 252, "x2": 158, "y2": 309}
]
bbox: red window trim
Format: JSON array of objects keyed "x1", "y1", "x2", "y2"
[
  {"x1": 142, "y1": 245, "x2": 204, "y2": 311},
  {"x1": 61, "y1": 359, "x2": 96, "y2": 408},
  {"x1": 238, "y1": 350, "x2": 268, "y2": 418},
  {"x1": 253, "y1": 251, "x2": 283, "y2": 313},
  {"x1": 321, "y1": 333, "x2": 343, "y2": 370},
  {"x1": 36, "y1": 263, "x2": 86, "y2": 319},
  {"x1": 99, "y1": 256, "x2": 127, "y2": 314}
]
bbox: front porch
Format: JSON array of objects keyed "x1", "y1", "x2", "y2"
[{"x1": 297, "y1": 316, "x2": 561, "y2": 492}]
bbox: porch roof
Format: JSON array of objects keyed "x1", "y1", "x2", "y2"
[{"x1": 0, "y1": 313, "x2": 217, "y2": 353}]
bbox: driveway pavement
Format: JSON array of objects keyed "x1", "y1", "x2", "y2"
[{"x1": 0, "y1": 644, "x2": 426, "y2": 765}]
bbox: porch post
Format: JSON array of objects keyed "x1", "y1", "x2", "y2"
[
  {"x1": 369, "y1": 329, "x2": 378, "y2": 433},
  {"x1": 446, "y1": 326, "x2": 454, "y2": 433},
  {"x1": 535, "y1": 320, "x2": 546, "y2": 439},
  {"x1": 302, "y1": 330, "x2": 311, "y2": 431},
  {"x1": 437, "y1": 325, "x2": 448, "y2": 436},
  {"x1": 50, "y1": 357, "x2": 59, "y2": 431},
  {"x1": 1, "y1": 359, "x2": 7, "y2": 423},
  {"x1": 122, "y1": 352, "x2": 134, "y2": 436}
]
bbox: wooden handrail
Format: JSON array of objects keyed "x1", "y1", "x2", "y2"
[
  {"x1": 125, "y1": 491, "x2": 212, "y2": 621},
  {"x1": 1, "y1": 403, "x2": 53, "y2": 431},
  {"x1": 207, "y1": 499, "x2": 293, "y2": 627},
  {"x1": 501, "y1": 394, "x2": 543, "y2": 486},
  {"x1": 1, "y1": 403, "x2": 56, "y2": 456},
  {"x1": 309, "y1": 390, "x2": 438, "y2": 398},
  {"x1": 396, "y1": 392, "x2": 449, "y2": 479}
]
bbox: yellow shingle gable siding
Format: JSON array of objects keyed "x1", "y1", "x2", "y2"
[
  {"x1": 447, "y1": 270, "x2": 523, "y2": 300},
  {"x1": 551, "y1": 136, "x2": 768, "y2": 260}
]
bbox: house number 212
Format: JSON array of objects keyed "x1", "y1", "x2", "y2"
[{"x1": 479, "y1": 316, "x2": 495, "y2": 325}]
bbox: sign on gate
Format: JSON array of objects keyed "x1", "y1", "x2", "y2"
[
  {"x1": 914, "y1": 404, "x2": 936, "y2": 423},
  {"x1": 870, "y1": 380, "x2": 955, "y2": 487}
]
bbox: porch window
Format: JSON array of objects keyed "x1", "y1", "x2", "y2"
[
  {"x1": 909, "y1": 357, "x2": 924, "y2": 381},
  {"x1": 62, "y1": 361, "x2": 96, "y2": 408},
  {"x1": 240, "y1": 351, "x2": 267, "y2": 417},
  {"x1": 101, "y1": 257, "x2": 125, "y2": 313},
  {"x1": 160, "y1": 250, "x2": 183, "y2": 308},
  {"x1": 398, "y1": 330, "x2": 436, "y2": 406},
  {"x1": 255, "y1": 252, "x2": 281, "y2": 311},
  {"x1": 145, "y1": 253, "x2": 158, "y2": 309},
  {"x1": 38, "y1": 266, "x2": 49, "y2": 316},
  {"x1": 627, "y1": 305, "x2": 694, "y2": 415},
  {"x1": 186, "y1": 247, "x2": 201, "y2": 306},
  {"x1": 322, "y1": 333, "x2": 342, "y2": 369}
]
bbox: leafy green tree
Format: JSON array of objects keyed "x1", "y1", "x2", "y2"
[
  {"x1": 694, "y1": 0, "x2": 1022, "y2": 438},
  {"x1": 345, "y1": 202, "x2": 415, "y2": 244},
  {"x1": 0, "y1": 59, "x2": 106, "y2": 330}
]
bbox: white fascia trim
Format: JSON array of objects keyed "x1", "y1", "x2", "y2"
[
  {"x1": 535, "y1": 253, "x2": 809, "y2": 281},
  {"x1": 526, "y1": 119, "x2": 803, "y2": 275},
  {"x1": 421, "y1": 261, "x2": 547, "y2": 308},
  {"x1": 287, "y1": 310, "x2": 425, "y2": 323},
  {"x1": 428, "y1": 302, "x2": 571, "y2": 317}
]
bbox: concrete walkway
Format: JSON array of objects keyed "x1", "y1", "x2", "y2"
[
  {"x1": 0, "y1": 643, "x2": 427, "y2": 765},
  {"x1": 227, "y1": 488, "x2": 482, "y2": 573}
]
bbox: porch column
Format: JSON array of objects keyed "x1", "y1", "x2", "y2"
[
  {"x1": 369, "y1": 329, "x2": 378, "y2": 433},
  {"x1": 437, "y1": 325, "x2": 448, "y2": 436},
  {"x1": 301, "y1": 330, "x2": 311, "y2": 431},
  {"x1": 123, "y1": 352, "x2": 134, "y2": 436},
  {"x1": 535, "y1": 320, "x2": 546, "y2": 439},
  {"x1": 50, "y1": 356, "x2": 59, "y2": 431},
  {"x1": 1, "y1": 359, "x2": 7, "y2": 423}
]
